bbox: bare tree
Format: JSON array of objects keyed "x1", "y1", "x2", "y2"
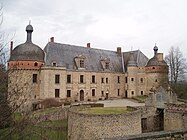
[{"x1": 165, "y1": 46, "x2": 187, "y2": 83}]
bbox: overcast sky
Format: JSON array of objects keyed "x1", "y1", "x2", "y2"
[{"x1": 1, "y1": 0, "x2": 187, "y2": 58}]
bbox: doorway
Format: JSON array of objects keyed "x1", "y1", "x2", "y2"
[{"x1": 80, "y1": 90, "x2": 84, "y2": 101}]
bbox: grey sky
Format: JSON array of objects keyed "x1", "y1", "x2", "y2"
[{"x1": 1, "y1": 0, "x2": 187, "y2": 58}]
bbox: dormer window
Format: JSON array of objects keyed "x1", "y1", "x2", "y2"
[
  {"x1": 80, "y1": 60, "x2": 85, "y2": 68},
  {"x1": 105, "y1": 62, "x2": 109, "y2": 69},
  {"x1": 100, "y1": 57, "x2": 110, "y2": 70},
  {"x1": 52, "y1": 61, "x2": 57, "y2": 66},
  {"x1": 74, "y1": 55, "x2": 86, "y2": 69}
]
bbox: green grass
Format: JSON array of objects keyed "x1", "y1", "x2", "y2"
[
  {"x1": 13, "y1": 112, "x2": 23, "y2": 122},
  {"x1": 132, "y1": 95, "x2": 148, "y2": 103},
  {"x1": 0, "y1": 119, "x2": 68, "y2": 140},
  {"x1": 32, "y1": 107, "x2": 61, "y2": 117},
  {"x1": 79, "y1": 107, "x2": 133, "y2": 115}
]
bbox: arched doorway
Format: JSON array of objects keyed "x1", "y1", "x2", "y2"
[{"x1": 80, "y1": 90, "x2": 84, "y2": 101}]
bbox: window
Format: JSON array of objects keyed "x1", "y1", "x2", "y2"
[
  {"x1": 101, "y1": 78, "x2": 104, "y2": 83},
  {"x1": 92, "y1": 75, "x2": 96, "y2": 83},
  {"x1": 80, "y1": 75, "x2": 84, "y2": 83},
  {"x1": 125, "y1": 90, "x2": 128, "y2": 98},
  {"x1": 55, "y1": 74, "x2": 60, "y2": 84},
  {"x1": 33, "y1": 74, "x2": 37, "y2": 83},
  {"x1": 34, "y1": 62, "x2": 38, "y2": 66},
  {"x1": 80, "y1": 60, "x2": 84, "y2": 68},
  {"x1": 92, "y1": 89, "x2": 95, "y2": 96},
  {"x1": 105, "y1": 62, "x2": 109, "y2": 69},
  {"x1": 141, "y1": 91, "x2": 144, "y2": 95},
  {"x1": 140, "y1": 78, "x2": 144, "y2": 83},
  {"x1": 141, "y1": 118, "x2": 147, "y2": 130},
  {"x1": 101, "y1": 91, "x2": 104, "y2": 97},
  {"x1": 117, "y1": 76, "x2": 120, "y2": 83},
  {"x1": 52, "y1": 62, "x2": 57, "y2": 66},
  {"x1": 131, "y1": 78, "x2": 134, "y2": 82},
  {"x1": 131, "y1": 91, "x2": 134, "y2": 95},
  {"x1": 67, "y1": 90, "x2": 71, "y2": 97},
  {"x1": 106, "y1": 78, "x2": 108, "y2": 83},
  {"x1": 155, "y1": 79, "x2": 158, "y2": 82},
  {"x1": 55, "y1": 89, "x2": 60, "y2": 98},
  {"x1": 67, "y1": 75, "x2": 71, "y2": 83},
  {"x1": 118, "y1": 89, "x2": 120, "y2": 96},
  {"x1": 125, "y1": 77, "x2": 128, "y2": 83}
]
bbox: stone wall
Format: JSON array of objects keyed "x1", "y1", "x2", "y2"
[
  {"x1": 31, "y1": 107, "x2": 68, "y2": 123},
  {"x1": 68, "y1": 106, "x2": 142, "y2": 140},
  {"x1": 8, "y1": 69, "x2": 40, "y2": 112},
  {"x1": 164, "y1": 104, "x2": 187, "y2": 131},
  {"x1": 103, "y1": 128, "x2": 187, "y2": 140},
  {"x1": 40, "y1": 67, "x2": 125, "y2": 101},
  {"x1": 140, "y1": 107, "x2": 163, "y2": 133}
]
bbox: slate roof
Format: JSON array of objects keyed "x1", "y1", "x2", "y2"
[
  {"x1": 44, "y1": 42, "x2": 123, "y2": 72},
  {"x1": 9, "y1": 24, "x2": 45, "y2": 62},
  {"x1": 10, "y1": 42, "x2": 45, "y2": 61},
  {"x1": 146, "y1": 56, "x2": 167, "y2": 67},
  {"x1": 123, "y1": 50, "x2": 149, "y2": 72}
]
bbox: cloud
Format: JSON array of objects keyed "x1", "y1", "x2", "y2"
[{"x1": 2, "y1": 0, "x2": 187, "y2": 58}]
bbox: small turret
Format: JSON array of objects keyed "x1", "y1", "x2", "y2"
[{"x1": 128, "y1": 52, "x2": 137, "y2": 67}]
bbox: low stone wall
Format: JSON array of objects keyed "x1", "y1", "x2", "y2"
[
  {"x1": 31, "y1": 107, "x2": 68, "y2": 124},
  {"x1": 68, "y1": 106, "x2": 142, "y2": 140},
  {"x1": 103, "y1": 128, "x2": 187, "y2": 140},
  {"x1": 164, "y1": 103, "x2": 187, "y2": 131}
]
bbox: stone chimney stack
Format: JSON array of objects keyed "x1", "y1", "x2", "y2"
[
  {"x1": 50, "y1": 37, "x2": 54, "y2": 42},
  {"x1": 156, "y1": 53, "x2": 163, "y2": 61},
  {"x1": 117, "y1": 47, "x2": 121, "y2": 54},
  {"x1": 87, "y1": 43, "x2": 91, "y2": 48},
  {"x1": 10, "y1": 41, "x2": 13, "y2": 56}
]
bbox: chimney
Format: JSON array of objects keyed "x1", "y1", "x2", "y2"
[
  {"x1": 87, "y1": 43, "x2": 91, "y2": 48},
  {"x1": 156, "y1": 53, "x2": 163, "y2": 61},
  {"x1": 117, "y1": 47, "x2": 121, "y2": 54},
  {"x1": 10, "y1": 41, "x2": 13, "y2": 56},
  {"x1": 50, "y1": 37, "x2": 54, "y2": 42}
]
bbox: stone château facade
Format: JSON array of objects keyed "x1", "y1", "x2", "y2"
[{"x1": 8, "y1": 24, "x2": 168, "y2": 111}]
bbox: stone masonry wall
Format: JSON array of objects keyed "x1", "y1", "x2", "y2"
[
  {"x1": 31, "y1": 107, "x2": 68, "y2": 124},
  {"x1": 164, "y1": 104, "x2": 187, "y2": 131},
  {"x1": 68, "y1": 106, "x2": 142, "y2": 140},
  {"x1": 104, "y1": 128, "x2": 187, "y2": 140}
]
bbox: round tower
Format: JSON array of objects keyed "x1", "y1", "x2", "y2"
[
  {"x1": 8, "y1": 24, "x2": 44, "y2": 112},
  {"x1": 145, "y1": 44, "x2": 168, "y2": 93}
]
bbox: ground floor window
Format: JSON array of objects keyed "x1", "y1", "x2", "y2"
[
  {"x1": 55, "y1": 89, "x2": 60, "y2": 98},
  {"x1": 118, "y1": 89, "x2": 120, "y2": 96},
  {"x1": 67, "y1": 90, "x2": 71, "y2": 97},
  {"x1": 92, "y1": 89, "x2": 95, "y2": 96}
]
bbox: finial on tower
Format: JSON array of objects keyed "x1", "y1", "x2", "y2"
[
  {"x1": 25, "y1": 22, "x2": 33, "y2": 42},
  {"x1": 153, "y1": 43, "x2": 158, "y2": 56}
]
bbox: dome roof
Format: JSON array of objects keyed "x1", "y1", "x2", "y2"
[
  {"x1": 9, "y1": 24, "x2": 44, "y2": 61},
  {"x1": 146, "y1": 45, "x2": 167, "y2": 67},
  {"x1": 146, "y1": 56, "x2": 167, "y2": 66},
  {"x1": 10, "y1": 42, "x2": 44, "y2": 61}
]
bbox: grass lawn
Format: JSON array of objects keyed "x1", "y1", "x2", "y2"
[
  {"x1": 0, "y1": 119, "x2": 68, "y2": 140},
  {"x1": 132, "y1": 95, "x2": 148, "y2": 103},
  {"x1": 79, "y1": 107, "x2": 133, "y2": 115},
  {"x1": 32, "y1": 107, "x2": 62, "y2": 117}
]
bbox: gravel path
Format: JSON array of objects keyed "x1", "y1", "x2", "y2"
[{"x1": 96, "y1": 99, "x2": 145, "y2": 107}]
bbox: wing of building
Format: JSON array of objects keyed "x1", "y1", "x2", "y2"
[{"x1": 8, "y1": 24, "x2": 168, "y2": 111}]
